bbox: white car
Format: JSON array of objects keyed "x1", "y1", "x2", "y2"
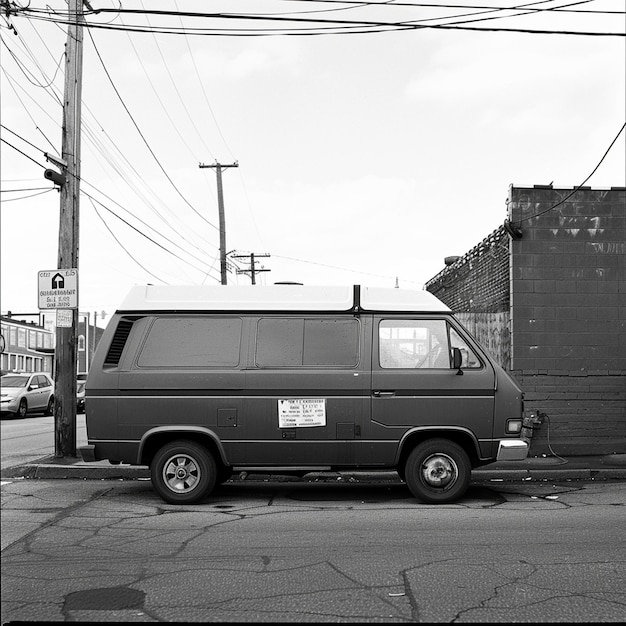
[
  {"x1": 1, "y1": 372, "x2": 55, "y2": 418},
  {"x1": 77, "y1": 380, "x2": 86, "y2": 413}
]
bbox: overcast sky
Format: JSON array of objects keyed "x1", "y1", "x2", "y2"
[{"x1": 1, "y1": 1, "x2": 624, "y2": 327}]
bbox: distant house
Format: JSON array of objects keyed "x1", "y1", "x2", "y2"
[
  {"x1": 425, "y1": 184, "x2": 626, "y2": 456},
  {"x1": 0, "y1": 315, "x2": 54, "y2": 374},
  {"x1": 76, "y1": 313, "x2": 106, "y2": 378},
  {"x1": 1, "y1": 312, "x2": 106, "y2": 377}
]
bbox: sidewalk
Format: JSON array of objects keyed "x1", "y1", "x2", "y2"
[{"x1": 2, "y1": 453, "x2": 626, "y2": 483}]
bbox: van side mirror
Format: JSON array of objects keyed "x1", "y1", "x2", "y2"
[{"x1": 452, "y1": 347, "x2": 463, "y2": 375}]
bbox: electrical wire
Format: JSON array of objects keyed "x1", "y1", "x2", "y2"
[
  {"x1": 82, "y1": 188, "x2": 223, "y2": 279},
  {"x1": 174, "y1": 0, "x2": 235, "y2": 161},
  {"x1": 88, "y1": 196, "x2": 171, "y2": 284},
  {"x1": 542, "y1": 412, "x2": 569, "y2": 464},
  {"x1": 516, "y1": 122, "x2": 626, "y2": 223},
  {"x1": 0, "y1": 188, "x2": 54, "y2": 202},
  {"x1": 88, "y1": 32, "x2": 221, "y2": 231},
  {"x1": 85, "y1": 194, "x2": 221, "y2": 283},
  {"x1": 0, "y1": 124, "x2": 223, "y2": 283},
  {"x1": 0, "y1": 136, "x2": 46, "y2": 168},
  {"x1": 2, "y1": 26, "x2": 226, "y2": 273},
  {"x1": 272, "y1": 253, "x2": 423, "y2": 285},
  {"x1": 10, "y1": 2, "x2": 625, "y2": 37},
  {"x1": 3, "y1": 1, "x2": 622, "y2": 290},
  {"x1": 0, "y1": 186, "x2": 50, "y2": 192}
]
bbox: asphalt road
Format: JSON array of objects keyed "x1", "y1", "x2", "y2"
[
  {"x1": 2, "y1": 414, "x2": 626, "y2": 623},
  {"x1": 2, "y1": 477, "x2": 625, "y2": 623},
  {"x1": 0, "y1": 413, "x2": 87, "y2": 470}
]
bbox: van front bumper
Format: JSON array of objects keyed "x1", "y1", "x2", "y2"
[
  {"x1": 496, "y1": 439, "x2": 529, "y2": 461},
  {"x1": 78, "y1": 445, "x2": 96, "y2": 462}
]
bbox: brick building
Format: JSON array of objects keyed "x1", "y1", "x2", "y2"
[
  {"x1": 0, "y1": 316, "x2": 55, "y2": 374},
  {"x1": 425, "y1": 184, "x2": 625, "y2": 456},
  {"x1": 1, "y1": 312, "x2": 105, "y2": 378}
]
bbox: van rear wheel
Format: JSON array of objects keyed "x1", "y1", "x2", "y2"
[
  {"x1": 151, "y1": 440, "x2": 216, "y2": 504},
  {"x1": 404, "y1": 439, "x2": 470, "y2": 504}
]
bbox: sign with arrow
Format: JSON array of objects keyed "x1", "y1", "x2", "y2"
[{"x1": 38, "y1": 269, "x2": 78, "y2": 309}]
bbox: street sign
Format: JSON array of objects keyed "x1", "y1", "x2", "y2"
[
  {"x1": 56, "y1": 309, "x2": 73, "y2": 327},
  {"x1": 38, "y1": 269, "x2": 78, "y2": 309}
]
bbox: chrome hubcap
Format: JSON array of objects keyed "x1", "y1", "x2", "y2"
[
  {"x1": 163, "y1": 454, "x2": 200, "y2": 494},
  {"x1": 421, "y1": 453, "x2": 458, "y2": 489}
]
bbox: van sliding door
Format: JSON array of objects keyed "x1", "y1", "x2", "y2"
[{"x1": 240, "y1": 315, "x2": 370, "y2": 466}]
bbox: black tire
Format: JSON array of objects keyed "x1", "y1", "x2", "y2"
[
  {"x1": 17, "y1": 399, "x2": 27, "y2": 419},
  {"x1": 216, "y1": 465, "x2": 233, "y2": 484},
  {"x1": 151, "y1": 440, "x2": 216, "y2": 504},
  {"x1": 45, "y1": 396, "x2": 54, "y2": 416},
  {"x1": 404, "y1": 439, "x2": 471, "y2": 504}
]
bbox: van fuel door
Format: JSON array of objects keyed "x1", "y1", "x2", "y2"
[{"x1": 218, "y1": 408, "x2": 238, "y2": 428}]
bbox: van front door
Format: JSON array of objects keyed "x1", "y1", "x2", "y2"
[{"x1": 367, "y1": 317, "x2": 496, "y2": 464}]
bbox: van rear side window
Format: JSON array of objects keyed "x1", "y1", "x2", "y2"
[
  {"x1": 137, "y1": 317, "x2": 242, "y2": 367},
  {"x1": 256, "y1": 317, "x2": 359, "y2": 367}
]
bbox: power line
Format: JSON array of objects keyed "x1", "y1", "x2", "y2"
[
  {"x1": 232, "y1": 252, "x2": 271, "y2": 285},
  {"x1": 0, "y1": 124, "x2": 223, "y2": 282},
  {"x1": 516, "y1": 122, "x2": 626, "y2": 223},
  {"x1": 84, "y1": 191, "x2": 223, "y2": 280},
  {"x1": 88, "y1": 197, "x2": 171, "y2": 285},
  {"x1": 88, "y1": 32, "x2": 220, "y2": 231},
  {"x1": 0, "y1": 136, "x2": 46, "y2": 167},
  {"x1": 10, "y1": 3, "x2": 625, "y2": 37},
  {"x1": 272, "y1": 254, "x2": 423, "y2": 285}
]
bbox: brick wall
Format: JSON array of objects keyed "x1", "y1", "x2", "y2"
[
  {"x1": 425, "y1": 185, "x2": 626, "y2": 456},
  {"x1": 425, "y1": 227, "x2": 511, "y2": 367},
  {"x1": 507, "y1": 185, "x2": 626, "y2": 455}
]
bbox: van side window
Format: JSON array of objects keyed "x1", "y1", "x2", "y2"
[
  {"x1": 379, "y1": 319, "x2": 450, "y2": 369},
  {"x1": 449, "y1": 327, "x2": 482, "y2": 368},
  {"x1": 256, "y1": 318, "x2": 359, "y2": 367},
  {"x1": 137, "y1": 317, "x2": 242, "y2": 367}
]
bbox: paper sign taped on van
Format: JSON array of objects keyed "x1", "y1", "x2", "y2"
[{"x1": 278, "y1": 398, "x2": 326, "y2": 428}]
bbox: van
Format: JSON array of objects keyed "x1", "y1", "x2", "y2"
[{"x1": 81, "y1": 284, "x2": 530, "y2": 505}]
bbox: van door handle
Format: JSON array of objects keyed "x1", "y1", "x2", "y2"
[{"x1": 373, "y1": 390, "x2": 395, "y2": 397}]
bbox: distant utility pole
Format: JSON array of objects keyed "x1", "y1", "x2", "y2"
[
  {"x1": 198, "y1": 161, "x2": 238, "y2": 285},
  {"x1": 52, "y1": 0, "x2": 85, "y2": 458},
  {"x1": 232, "y1": 252, "x2": 271, "y2": 285}
]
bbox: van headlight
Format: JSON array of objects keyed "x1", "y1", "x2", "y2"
[{"x1": 506, "y1": 419, "x2": 523, "y2": 434}]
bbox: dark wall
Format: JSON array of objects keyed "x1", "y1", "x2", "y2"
[
  {"x1": 426, "y1": 185, "x2": 626, "y2": 456},
  {"x1": 425, "y1": 226, "x2": 511, "y2": 370},
  {"x1": 507, "y1": 185, "x2": 626, "y2": 455}
]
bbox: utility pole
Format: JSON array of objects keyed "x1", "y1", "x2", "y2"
[
  {"x1": 53, "y1": 0, "x2": 85, "y2": 458},
  {"x1": 198, "y1": 161, "x2": 238, "y2": 285},
  {"x1": 232, "y1": 252, "x2": 271, "y2": 285}
]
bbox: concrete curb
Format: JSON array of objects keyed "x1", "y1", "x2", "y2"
[{"x1": 2, "y1": 454, "x2": 626, "y2": 483}]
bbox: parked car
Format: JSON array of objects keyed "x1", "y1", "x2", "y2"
[
  {"x1": 77, "y1": 380, "x2": 86, "y2": 413},
  {"x1": 0, "y1": 372, "x2": 55, "y2": 418}
]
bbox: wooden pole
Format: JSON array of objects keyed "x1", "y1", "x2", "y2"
[{"x1": 54, "y1": 0, "x2": 84, "y2": 458}]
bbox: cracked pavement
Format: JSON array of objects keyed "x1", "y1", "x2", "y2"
[{"x1": 2, "y1": 479, "x2": 625, "y2": 623}]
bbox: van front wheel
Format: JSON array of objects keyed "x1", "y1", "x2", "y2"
[
  {"x1": 404, "y1": 439, "x2": 471, "y2": 504},
  {"x1": 151, "y1": 440, "x2": 217, "y2": 504}
]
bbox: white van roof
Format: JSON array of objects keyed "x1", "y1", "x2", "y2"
[{"x1": 118, "y1": 284, "x2": 451, "y2": 313}]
